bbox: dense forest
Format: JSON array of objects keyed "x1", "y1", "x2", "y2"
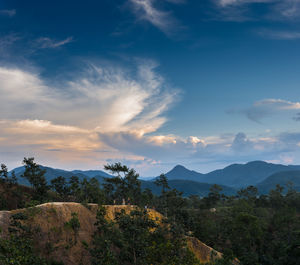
[{"x1": 0, "y1": 158, "x2": 300, "y2": 264}]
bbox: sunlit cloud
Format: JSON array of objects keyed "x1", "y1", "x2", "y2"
[{"x1": 0, "y1": 61, "x2": 181, "y2": 173}]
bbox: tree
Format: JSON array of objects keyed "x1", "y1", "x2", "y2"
[
  {"x1": 206, "y1": 184, "x2": 223, "y2": 207},
  {"x1": 0, "y1": 163, "x2": 9, "y2": 183},
  {"x1": 103, "y1": 163, "x2": 141, "y2": 205},
  {"x1": 154, "y1": 174, "x2": 170, "y2": 194},
  {"x1": 51, "y1": 176, "x2": 69, "y2": 200},
  {"x1": 21, "y1": 157, "x2": 49, "y2": 201},
  {"x1": 91, "y1": 207, "x2": 199, "y2": 265},
  {"x1": 69, "y1": 176, "x2": 80, "y2": 201},
  {"x1": 80, "y1": 177, "x2": 104, "y2": 204},
  {"x1": 237, "y1": 185, "x2": 258, "y2": 202}
]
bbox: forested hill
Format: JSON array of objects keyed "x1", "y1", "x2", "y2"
[
  {"x1": 256, "y1": 170, "x2": 300, "y2": 194},
  {"x1": 10, "y1": 166, "x2": 112, "y2": 186}
]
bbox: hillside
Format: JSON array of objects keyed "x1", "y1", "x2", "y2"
[
  {"x1": 256, "y1": 170, "x2": 300, "y2": 194},
  {"x1": 141, "y1": 179, "x2": 237, "y2": 196},
  {"x1": 10, "y1": 166, "x2": 111, "y2": 186},
  {"x1": 165, "y1": 161, "x2": 300, "y2": 188},
  {"x1": 0, "y1": 203, "x2": 230, "y2": 265}
]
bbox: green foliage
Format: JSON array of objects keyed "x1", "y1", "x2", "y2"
[
  {"x1": 0, "y1": 211, "x2": 61, "y2": 265},
  {"x1": 21, "y1": 157, "x2": 49, "y2": 201},
  {"x1": 51, "y1": 176, "x2": 70, "y2": 200},
  {"x1": 154, "y1": 174, "x2": 170, "y2": 193},
  {"x1": 64, "y1": 212, "x2": 80, "y2": 244},
  {"x1": 91, "y1": 207, "x2": 199, "y2": 265},
  {"x1": 2, "y1": 159, "x2": 300, "y2": 264},
  {"x1": 103, "y1": 163, "x2": 142, "y2": 205}
]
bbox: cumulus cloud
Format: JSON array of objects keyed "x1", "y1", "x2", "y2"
[{"x1": 129, "y1": 0, "x2": 182, "y2": 36}]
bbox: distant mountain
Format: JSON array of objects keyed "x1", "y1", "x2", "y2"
[
  {"x1": 10, "y1": 165, "x2": 236, "y2": 197},
  {"x1": 11, "y1": 160, "x2": 300, "y2": 196},
  {"x1": 71, "y1": 170, "x2": 112, "y2": 179},
  {"x1": 10, "y1": 166, "x2": 112, "y2": 185},
  {"x1": 256, "y1": 170, "x2": 300, "y2": 194},
  {"x1": 141, "y1": 179, "x2": 236, "y2": 197},
  {"x1": 164, "y1": 161, "x2": 300, "y2": 188},
  {"x1": 165, "y1": 165, "x2": 204, "y2": 182}
]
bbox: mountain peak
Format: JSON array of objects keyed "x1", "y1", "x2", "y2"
[{"x1": 172, "y1": 165, "x2": 188, "y2": 171}]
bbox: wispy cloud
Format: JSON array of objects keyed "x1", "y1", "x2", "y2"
[
  {"x1": 0, "y1": 61, "x2": 178, "y2": 132},
  {"x1": 228, "y1": 98, "x2": 300, "y2": 122},
  {"x1": 274, "y1": 0, "x2": 300, "y2": 19},
  {"x1": 213, "y1": 0, "x2": 300, "y2": 21},
  {"x1": 36, "y1": 36, "x2": 73, "y2": 49},
  {"x1": 0, "y1": 9, "x2": 16, "y2": 17},
  {"x1": 129, "y1": 0, "x2": 182, "y2": 36},
  {"x1": 0, "y1": 33, "x2": 21, "y2": 54},
  {"x1": 258, "y1": 29, "x2": 300, "y2": 39}
]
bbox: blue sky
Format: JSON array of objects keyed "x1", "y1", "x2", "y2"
[{"x1": 1, "y1": 0, "x2": 300, "y2": 176}]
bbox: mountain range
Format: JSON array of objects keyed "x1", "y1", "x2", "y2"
[
  {"x1": 165, "y1": 161, "x2": 300, "y2": 188},
  {"x1": 9, "y1": 160, "x2": 300, "y2": 196},
  {"x1": 11, "y1": 166, "x2": 111, "y2": 186}
]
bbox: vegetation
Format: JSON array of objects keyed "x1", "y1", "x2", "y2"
[{"x1": 0, "y1": 158, "x2": 300, "y2": 264}]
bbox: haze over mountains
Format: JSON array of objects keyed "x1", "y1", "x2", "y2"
[{"x1": 10, "y1": 161, "x2": 300, "y2": 196}]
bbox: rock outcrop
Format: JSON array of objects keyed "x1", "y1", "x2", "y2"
[{"x1": 0, "y1": 202, "x2": 234, "y2": 264}]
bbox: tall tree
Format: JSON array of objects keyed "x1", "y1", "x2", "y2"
[
  {"x1": 21, "y1": 157, "x2": 48, "y2": 201},
  {"x1": 103, "y1": 163, "x2": 141, "y2": 205}
]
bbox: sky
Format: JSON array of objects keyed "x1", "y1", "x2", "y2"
[{"x1": 1, "y1": 0, "x2": 300, "y2": 176}]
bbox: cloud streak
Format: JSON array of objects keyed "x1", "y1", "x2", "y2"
[
  {"x1": 35, "y1": 36, "x2": 74, "y2": 49},
  {"x1": 258, "y1": 29, "x2": 300, "y2": 40},
  {"x1": 129, "y1": 0, "x2": 182, "y2": 36},
  {"x1": 213, "y1": 0, "x2": 300, "y2": 21}
]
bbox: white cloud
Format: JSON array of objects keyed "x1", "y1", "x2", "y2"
[
  {"x1": 36, "y1": 36, "x2": 73, "y2": 49},
  {"x1": 1, "y1": 64, "x2": 300, "y2": 175},
  {"x1": 0, "y1": 61, "x2": 181, "y2": 173},
  {"x1": 129, "y1": 0, "x2": 181, "y2": 36},
  {"x1": 0, "y1": 61, "x2": 178, "y2": 133}
]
